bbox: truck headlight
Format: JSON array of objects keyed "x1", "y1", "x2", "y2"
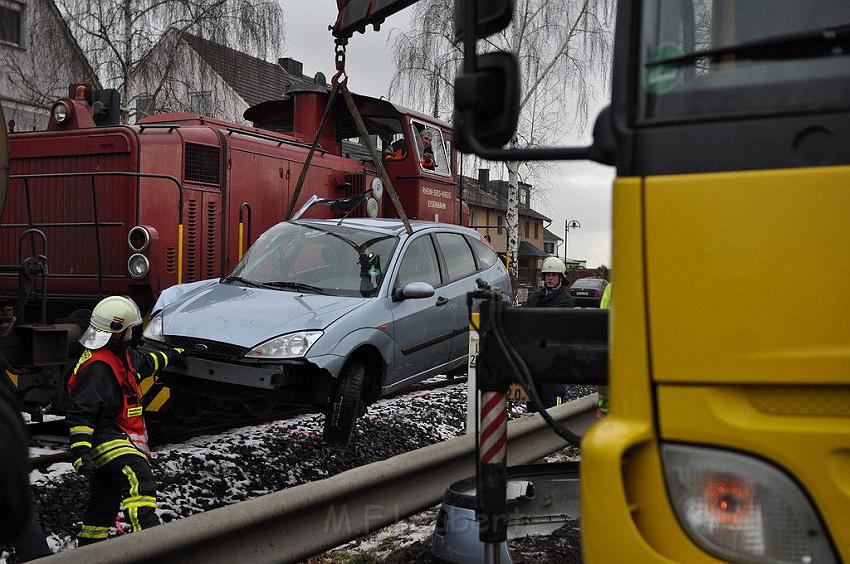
[
  {"x1": 143, "y1": 313, "x2": 165, "y2": 342},
  {"x1": 245, "y1": 331, "x2": 322, "y2": 359},
  {"x1": 661, "y1": 443, "x2": 836, "y2": 564}
]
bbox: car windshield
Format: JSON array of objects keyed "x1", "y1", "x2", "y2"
[
  {"x1": 226, "y1": 222, "x2": 398, "y2": 297},
  {"x1": 572, "y1": 279, "x2": 604, "y2": 290}
]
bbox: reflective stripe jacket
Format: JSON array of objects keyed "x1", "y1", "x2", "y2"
[{"x1": 67, "y1": 347, "x2": 171, "y2": 459}]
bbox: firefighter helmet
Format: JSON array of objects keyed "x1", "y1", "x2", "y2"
[
  {"x1": 79, "y1": 296, "x2": 143, "y2": 349},
  {"x1": 540, "y1": 256, "x2": 567, "y2": 276}
]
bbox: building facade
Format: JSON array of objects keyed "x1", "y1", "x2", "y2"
[
  {"x1": 461, "y1": 169, "x2": 551, "y2": 296},
  {"x1": 129, "y1": 32, "x2": 314, "y2": 124}
]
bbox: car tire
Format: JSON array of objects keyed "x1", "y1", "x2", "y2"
[{"x1": 323, "y1": 361, "x2": 366, "y2": 446}]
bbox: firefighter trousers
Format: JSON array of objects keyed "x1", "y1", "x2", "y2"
[{"x1": 78, "y1": 452, "x2": 160, "y2": 545}]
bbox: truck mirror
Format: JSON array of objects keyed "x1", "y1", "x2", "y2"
[
  {"x1": 454, "y1": 51, "x2": 520, "y2": 151},
  {"x1": 454, "y1": 0, "x2": 514, "y2": 41}
]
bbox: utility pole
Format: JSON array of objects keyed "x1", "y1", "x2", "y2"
[{"x1": 564, "y1": 219, "x2": 581, "y2": 263}]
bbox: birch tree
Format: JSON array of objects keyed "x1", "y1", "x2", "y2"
[
  {"x1": 391, "y1": 0, "x2": 613, "y2": 285},
  {"x1": 56, "y1": 0, "x2": 283, "y2": 122}
]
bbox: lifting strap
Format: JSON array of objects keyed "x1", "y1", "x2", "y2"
[{"x1": 284, "y1": 61, "x2": 413, "y2": 235}]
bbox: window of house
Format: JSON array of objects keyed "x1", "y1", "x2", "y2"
[
  {"x1": 534, "y1": 222, "x2": 539, "y2": 239},
  {"x1": 519, "y1": 186, "x2": 530, "y2": 206},
  {"x1": 544, "y1": 241, "x2": 555, "y2": 254},
  {"x1": 0, "y1": 1, "x2": 23, "y2": 47},
  {"x1": 135, "y1": 95, "x2": 155, "y2": 120},
  {"x1": 524, "y1": 220, "x2": 530, "y2": 238},
  {"x1": 497, "y1": 215, "x2": 503, "y2": 234},
  {"x1": 395, "y1": 235, "x2": 441, "y2": 289},
  {"x1": 190, "y1": 91, "x2": 212, "y2": 115}
]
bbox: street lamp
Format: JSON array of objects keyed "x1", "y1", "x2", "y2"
[{"x1": 564, "y1": 219, "x2": 581, "y2": 264}]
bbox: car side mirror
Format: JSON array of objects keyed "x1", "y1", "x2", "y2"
[{"x1": 393, "y1": 282, "x2": 436, "y2": 301}]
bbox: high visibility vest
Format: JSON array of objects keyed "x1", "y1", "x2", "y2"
[{"x1": 67, "y1": 348, "x2": 150, "y2": 456}]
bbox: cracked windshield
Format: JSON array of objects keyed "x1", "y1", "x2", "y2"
[{"x1": 228, "y1": 222, "x2": 397, "y2": 297}]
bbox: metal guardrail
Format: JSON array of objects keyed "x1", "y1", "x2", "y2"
[{"x1": 36, "y1": 394, "x2": 597, "y2": 564}]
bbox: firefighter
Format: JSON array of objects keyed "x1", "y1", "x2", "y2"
[
  {"x1": 67, "y1": 296, "x2": 183, "y2": 545},
  {"x1": 525, "y1": 256, "x2": 575, "y2": 308},
  {"x1": 524, "y1": 257, "x2": 574, "y2": 408}
]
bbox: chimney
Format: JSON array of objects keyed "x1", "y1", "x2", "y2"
[
  {"x1": 478, "y1": 168, "x2": 490, "y2": 188},
  {"x1": 278, "y1": 57, "x2": 304, "y2": 77}
]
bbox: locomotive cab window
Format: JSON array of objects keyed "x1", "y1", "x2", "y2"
[
  {"x1": 338, "y1": 116, "x2": 406, "y2": 162},
  {"x1": 412, "y1": 120, "x2": 450, "y2": 176}
]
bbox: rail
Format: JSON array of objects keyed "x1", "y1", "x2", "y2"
[{"x1": 35, "y1": 394, "x2": 597, "y2": 564}]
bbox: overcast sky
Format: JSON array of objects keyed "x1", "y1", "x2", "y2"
[{"x1": 278, "y1": 1, "x2": 614, "y2": 268}]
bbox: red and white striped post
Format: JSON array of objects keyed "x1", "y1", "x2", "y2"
[{"x1": 479, "y1": 390, "x2": 508, "y2": 564}]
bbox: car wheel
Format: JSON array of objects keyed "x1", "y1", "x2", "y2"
[{"x1": 323, "y1": 360, "x2": 366, "y2": 446}]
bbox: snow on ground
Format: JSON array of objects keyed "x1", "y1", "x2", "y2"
[{"x1": 4, "y1": 382, "x2": 596, "y2": 562}]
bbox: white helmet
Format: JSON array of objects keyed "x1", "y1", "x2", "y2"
[
  {"x1": 79, "y1": 296, "x2": 143, "y2": 349},
  {"x1": 540, "y1": 256, "x2": 567, "y2": 276}
]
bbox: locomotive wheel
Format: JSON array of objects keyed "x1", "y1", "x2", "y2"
[{"x1": 322, "y1": 361, "x2": 366, "y2": 447}]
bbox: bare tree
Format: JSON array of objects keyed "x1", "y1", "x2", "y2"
[
  {"x1": 391, "y1": 0, "x2": 613, "y2": 287},
  {"x1": 56, "y1": 0, "x2": 283, "y2": 122}
]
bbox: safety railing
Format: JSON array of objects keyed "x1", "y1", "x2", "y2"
[{"x1": 35, "y1": 395, "x2": 596, "y2": 564}]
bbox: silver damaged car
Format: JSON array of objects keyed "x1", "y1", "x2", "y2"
[{"x1": 143, "y1": 218, "x2": 511, "y2": 444}]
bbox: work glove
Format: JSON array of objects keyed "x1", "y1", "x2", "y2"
[{"x1": 73, "y1": 450, "x2": 95, "y2": 480}]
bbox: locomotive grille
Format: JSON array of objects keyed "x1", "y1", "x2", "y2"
[
  {"x1": 165, "y1": 246, "x2": 177, "y2": 273},
  {"x1": 184, "y1": 143, "x2": 220, "y2": 185},
  {"x1": 186, "y1": 198, "x2": 199, "y2": 281},
  {"x1": 206, "y1": 200, "x2": 217, "y2": 278},
  {"x1": 166, "y1": 336, "x2": 249, "y2": 359}
]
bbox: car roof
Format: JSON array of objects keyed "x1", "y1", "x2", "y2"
[
  {"x1": 572, "y1": 277, "x2": 607, "y2": 284},
  {"x1": 294, "y1": 218, "x2": 480, "y2": 238}
]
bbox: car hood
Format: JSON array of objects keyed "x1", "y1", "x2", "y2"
[{"x1": 160, "y1": 282, "x2": 369, "y2": 347}]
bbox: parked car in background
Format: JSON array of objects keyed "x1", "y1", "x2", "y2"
[
  {"x1": 142, "y1": 218, "x2": 511, "y2": 445},
  {"x1": 568, "y1": 277, "x2": 608, "y2": 307}
]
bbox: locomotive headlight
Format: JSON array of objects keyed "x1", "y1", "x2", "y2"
[
  {"x1": 661, "y1": 443, "x2": 836, "y2": 564},
  {"x1": 143, "y1": 312, "x2": 165, "y2": 342},
  {"x1": 370, "y1": 177, "x2": 384, "y2": 199},
  {"x1": 128, "y1": 253, "x2": 150, "y2": 279},
  {"x1": 366, "y1": 197, "x2": 379, "y2": 218},
  {"x1": 52, "y1": 102, "x2": 70, "y2": 125},
  {"x1": 245, "y1": 331, "x2": 323, "y2": 359},
  {"x1": 128, "y1": 226, "x2": 151, "y2": 252}
]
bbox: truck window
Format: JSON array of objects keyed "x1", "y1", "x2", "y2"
[{"x1": 640, "y1": 0, "x2": 850, "y2": 122}]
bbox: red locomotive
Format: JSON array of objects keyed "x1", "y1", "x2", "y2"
[{"x1": 0, "y1": 84, "x2": 465, "y2": 414}]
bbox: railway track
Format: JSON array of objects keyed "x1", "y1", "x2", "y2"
[{"x1": 27, "y1": 375, "x2": 469, "y2": 471}]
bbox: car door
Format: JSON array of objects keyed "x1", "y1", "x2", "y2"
[
  {"x1": 432, "y1": 231, "x2": 481, "y2": 368},
  {"x1": 389, "y1": 233, "x2": 452, "y2": 385}
]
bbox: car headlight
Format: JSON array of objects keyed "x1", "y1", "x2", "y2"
[
  {"x1": 52, "y1": 102, "x2": 71, "y2": 125},
  {"x1": 662, "y1": 443, "x2": 836, "y2": 564},
  {"x1": 244, "y1": 331, "x2": 322, "y2": 359},
  {"x1": 143, "y1": 313, "x2": 165, "y2": 342}
]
